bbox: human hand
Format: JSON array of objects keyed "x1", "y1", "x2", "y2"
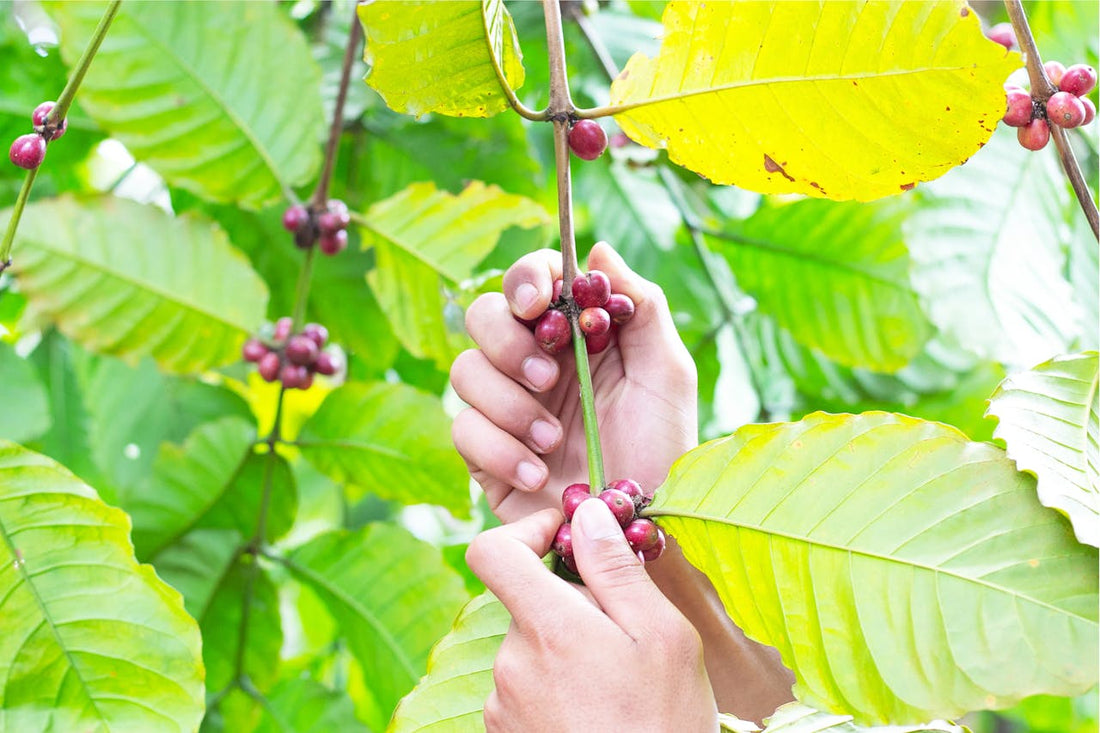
[
  {"x1": 451, "y1": 241, "x2": 697, "y2": 523},
  {"x1": 466, "y1": 499, "x2": 718, "y2": 732}
]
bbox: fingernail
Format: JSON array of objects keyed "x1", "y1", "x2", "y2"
[
  {"x1": 516, "y1": 460, "x2": 545, "y2": 491},
  {"x1": 522, "y1": 356, "x2": 556, "y2": 390},
  {"x1": 513, "y1": 282, "x2": 539, "y2": 315},
  {"x1": 530, "y1": 419, "x2": 560, "y2": 452},
  {"x1": 573, "y1": 498, "x2": 622, "y2": 540}
]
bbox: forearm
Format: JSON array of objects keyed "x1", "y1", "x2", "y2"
[{"x1": 648, "y1": 538, "x2": 795, "y2": 724}]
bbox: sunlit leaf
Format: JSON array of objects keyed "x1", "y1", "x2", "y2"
[
  {"x1": 0, "y1": 442, "x2": 204, "y2": 731},
  {"x1": 648, "y1": 412, "x2": 1099, "y2": 725},
  {"x1": 0, "y1": 343, "x2": 49, "y2": 443},
  {"x1": 256, "y1": 678, "x2": 368, "y2": 733},
  {"x1": 987, "y1": 351, "x2": 1099, "y2": 547},
  {"x1": 359, "y1": 0, "x2": 525, "y2": 118},
  {"x1": 609, "y1": 1, "x2": 1018, "y2": 200}
]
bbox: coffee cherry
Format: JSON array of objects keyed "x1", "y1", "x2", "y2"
[
  {"x1": 258, "y1": 352, "x2": 282, "y2": 382},
  {"x1": 1002, "y1": 87, "x2": 1034, "y2": 127},
  {"x1": 568, "y1": 119, "x2": 607, "y2": 161},
  {"x1": 562, "y1": 555, "x2": 579, "y2": 575},
  {"x1": 9, "y1": 133, "x2": 45, "y2": 170},
  {"x1": 551, "y1": 522, "x2": 573, "y2": 558},
  {"x1": 586, "y1": 327, "x2": 613, "y2": 355},
  {"x1": 1044, "y1": 60, "x2": 1067, "y2": 88},
  {"x1": 273, "y1": 317, "x2": 293, "y2": 342},
  {"x1": 280, "y1": 363, "x2": 309, "y2": 390},
  {"x1": 318, "y1": 210, "x2": 347, "y2": 235},
  {"x1": 535, "y1": 309, "x2": 571, "y2": 354},
  {"x1": 31, "y1": 101, "x2": 66, "y2": 140},
  {"x1": 571, "y1": 270, "x2": 611, "y2": 308},
  {"x1": 302, "y1": 323, "x2": 328, "y2": 348},
  {"x1": 1060, "y1": 64, "x2": 1097, "y2": 97},
  {"x1": 608, "y1": 478, "x2": 648, "y2": 510},
  {"x1": 1046, "y1": 91, "x2": 1087, "y2": 128},
  {"x1": 562, "y1": 485, "x2": 591, "y2": 522},
  {"x1": 282, "y1": 204, "x2": 309, "y2": 232},
  {"x1": 604, "y1": 293, "x2": 635, "y2": 325},
  {"x1": 579, "y1": 306, "x2": 611, "y2": 337},
  {"x1": 285, "y1": 334, "x2": 319, "y2": 366},
  {"x1": 1081, "y1": 97, "x2": 1096, "y2": 126},
  {"x1": 598, "y1": 488, "x2": 635, "y2": 528},
  {"x1": 624, "y1": 518, "x2": 661, "y2": 553},
  {"x1": 1017, "y1": 118, "x2": 1050, "y2": 150},
  {"x1": 319, "y1": 229, "x2": 348, "y2": 256},
  {"x1": 241, "y1": 338, "x2": 268, "y2": 363},
  {"x1": 314, "y1": 351, "x2": 340, "y2": 376},
  {"x1": 985, "y1": 22, "x2": 1015, "y2": 50},
  {"x1": 640, "y1": 529, "x2": 666, "y2": 562},
  {"x1": 552, "y1": 278, "x2": 564, "y2": 303},
  {"x1": 299, "y1": 370, "x2": 315, "y2": 391}
]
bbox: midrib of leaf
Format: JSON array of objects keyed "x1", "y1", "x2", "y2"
[
  {"x1": 25, "y1": 237, "x2": 249, "y2": 333},
  {"x1": 609, "y1": 66, "x2": 976, "y2": 116},
  {"x1": 122, "y1": 11, "x2": 294, "y2": 202},
  {"x1": 0, "y1": 499, "x2": 107, "y2": 726},
  {"x1": 1082, "y1": 370, "x2": 1098, "y2": 477},
  {"x1": 649, "y1": 507, "x2": 1093, "y2": 622},
  {"x1": 705, "y1": 228, "x2": 905, "y2": 291},
  {"x1": 361, "y1": 219, "x2": 457, "y2": 281},
  {"x1": 279, "y1": 554, "x2": 420, "y2": 682}
]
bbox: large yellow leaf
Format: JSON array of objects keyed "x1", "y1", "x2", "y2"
[{"x1": 608, "y1": 1, "x2": 1020, "y2": 201}]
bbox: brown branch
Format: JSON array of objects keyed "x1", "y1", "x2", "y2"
[{"x1": 310, "y1": 6, "x2": 363, "y2": 209}]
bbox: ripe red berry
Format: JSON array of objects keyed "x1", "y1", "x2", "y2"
[
  {"x1": 280, "y1": 363, "x2": 309, "y2": 390},
  {"x1": 285, "y1": 334, "x2": 319, "y2": 366},
  {"x1": 1044, "y1": 60, "x2": 1067, "y2": 88},
  {"x1": 598, "y1": 488, "x2": 635, "y2": 528},
  {"x1": 586, "y1": 327, "x2": 613, "y2": 354},
  {"x1": 9, "y1": 133, "x2": 46, "y2": 170},
  {"x1": 551, "y1": 523, "x2": 573, "y2": 558},
  {"x1": 319, "y1": 229, "x2": 348, "y2": 256},
  {"x1": 568, "y1": 119, "x2": 607, "y2": 161},
  {"x1": 282, "y1": 204, "x2": 309, "y2": 232},
  {"x1": 242, "y1": 338, "x2": 268, "y2": 363},
  {"x1": 608, "y1": 478, "x2": 647, "y2": 510},
  {"x1": 258, "y1": 352, "x2": 282, "y2": 382},
  {"x1": 1017, "y1": 118, "x2": 1050, "y2": 150},
  {"x1": 314, "y1": 351, "x2": 340, "y2": 376},
  {"x1": 302, "y1": 323, "x2": 328, "y2": 348},
  {"x1": 640, "y1": 529, "x2": 666, "y2": 562},
  {"x1": 535, "y1": 309, "x2": 571, "y2": 354},
  {"x1": 571, "y1": 270, "x2": 611, "y2": 308},
  {"x1": 624, "y1": 518, "x2": 661, "y2": 553},
  {"x1": 1060, "y1": 64, "x2": 1097, "y2": 97},
  {"x1": 984, "y1": 22, "x2": 1015, "y2": 50},
  {"x1": 318, "y1": 210, "x2": 346, "y2": 235},
  {"x1": 562, "y1": 490, "x2": 589, "y2": 522},
  {"x1": 32, "y1": 101, "x2": 66, "y2": 140},
  {"x1": 299, "y1": 370, "x2": 315, "y2": 391},
  {"x1": 1002, "y1": 87, "x2": 1034, "y2": 127},
  {"x1": 273, "y1": 317, "x2": 293, "y2": 343},
  {"x1": 579, "y1": 306, "x2": 611, "y2": 337},
  {"x1": 1046, "y1": 91, "x2": 1087, "y2": 128},
  {"x1": 604, "y1": 293, "x2": 635, "y2": 325},
  {"x1": 552, "y1": 278, "x2": 563, "y2": 303},
  {"x1": 562, "y1": 555, "x2": 579, "y2": 575},
  {"x1": 1081, "y1": 97, "x2": 1096, "y2": 126}
]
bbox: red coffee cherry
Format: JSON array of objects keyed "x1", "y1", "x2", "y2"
[
  {"x1": 535, "y1": 309, "x2": 571, "y2": 354},
  {"x1": 624, "y1": 518, "x2": 661, "y2": 553},
  {"x1": 585, "y1": 327, "x2": 613, "y2": 355},
  {"x1": 1060, "y1": 64, "x2": 1097, "y2": 97},
  {"x1": 241, "y1": 338, "x2": 268, "y2": 363},
  {"x1": 8, "y1": 133, "x2": 45, "y2": 170},
  {"x1": 1046, "y1": 91, "x2": 1087, "y2": 128},
  {"x1": 984, "y1": 22, "x2": 1015, "y2": 50},
  {"x1": 1081, "y1": 97, "x2": 1096, "y2": 126},
  {"x1": 31, "y1": 101, "x2": 67, "y2": 140},
  {"x1": 1017, "y1": 118, "x2": 1050, "y2": 150},
  {"x1": 319, "y1": 229, "x2": 348, "y2": 256},
  {"x1": 285, "y1": 334, "x2": 319, "y2": 366},
  {"x1": 1002, "y1": 87, "x2": 1034, "y2": 127},
  {"x1": 604, "y1": 293, "x2": 635, "y2": 325},
  {"x1": 282, "y1": 204, "x2": 309, "y2": 232},
  {"x1": 258, "y1": 352, "x2": 282, "y2": 382},
  {"x1": 551, "y1": 522, "x2": 574, "y2": 559},
  {"x1": 640, "y1": 529, "x2": 666, "y2": 562},
  {"x1": 1044, "y1": 60, "x2": 1067, "y2": 88},
  {"x1": 598, "y1": 488, "x2": 636, "y2": 528},
  {"x1": 562, "y1": 483, "x2": 591, "y2": 522},
  {"x1": 568, "y1": 119, "x2": 608, "y2": 161},
  {"x1": 571, "y1": 270, "x2": 611, "y2": 308},
  {"x1": 302, "y1": 323, "x2": 328, "y2": 349},
  {"x1": 579, "y1": 306, "x2": 611, "y2": 337},
  {"x1": 314, "y1": 351, "x2": 340, "y2": 376}
]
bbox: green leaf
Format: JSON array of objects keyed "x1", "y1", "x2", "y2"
[
  {"x1": 0, "y1": 442, "x2": 204, "y2": 731},
  {"x1": 648, "y1": 412, "x2": 1099, "y2": 725},
  {"x1": 46, "y1": 0, "x2": 324, "y2": 208},
  {"x1": 1067, "y1": 206, "x2": 1099, "y2": 352},
  {"x1": 608, "y1": 1, "x2": 1018, "y2": 201},
  {"x1": 150, "y1": 527, "x2": 242, "y2": 622},
  {"x1": 389, "y1": 591, "x2": 509, "y2": 732},
  {"x1": 720, "y1": 702, "x2": 966, "y2": 732},
  {"x1": 299, "y1": 382, "x2": 470, "y2": 516},
  {"x1": 905, "y1": 129, "x2": 1080, "y2": 365},
  {"x1": 708, "y1": 199, "x2": 931, "y2": 370},
  {"x1": 359, "y1": 0, "x2": 525, "y2": 118},
  {"x1": 256, "y1": 678, "x2": 368, "y2": 733},
  {"x1": 574, "y1": 159, "x2": 681, "y2": 255},
  {"x1": 363, "y1": 181, "x2": 548, "y2": 369},
  {"x1": 285, "y1": 524, "x2": 470, "y2": 731},
  {"x1": 0, "y1": 342, "x2": 49, "y2": 443},
  {"x1": 7, "y1": 195, "x2": 269, "y2": 374},
  {"x1": 986, "y1": 352, "x2": 1100, "y2": 547}
]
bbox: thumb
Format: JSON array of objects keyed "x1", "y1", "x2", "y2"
[{"x1": 571, "y1": 498, "x2": 675, "y2": 637}]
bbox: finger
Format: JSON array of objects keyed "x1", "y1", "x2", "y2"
[
  {"x1": 451, "y1": 350, "x2": 563, "y2": 454},
  {"x1": 466, "y1": 508, "x2": 592, "y2": 628},
  {"x1": 452, "y1": 408, "x2": 549, "y2": 493},
  {"x1": 465, "y1": 293, "x2": 561, "y2": 393},
  {"x1": 502, "y1": 249, "x2": 563, "y2": 321},
  {"x1": 570, "y1": 498, "x2": 683, "y2": 639}
]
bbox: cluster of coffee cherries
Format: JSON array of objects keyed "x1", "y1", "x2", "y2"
[
  {"x1": 242, "y1": 317, "x2": 340, "y2": 390},
  {"x1": 1004, "y1": 62, "x2": 1096, "y2": 151},
  {"x1": 568, "y1": 119, "x2": 607, "y2": 161},
  {"x1": 551, "y1": 480, "x2": 666, "y2": 574},
  {"x1": 8, "y1": 101, "x2": 67, "y2": 170},
  {"x1": 282, "y1": 200, "x2": 350, "y2": 256},
  {"x1": 522, "y1": 269, "x2": 635, "y2": 356}
]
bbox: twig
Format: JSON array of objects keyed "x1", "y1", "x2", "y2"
[{"x1": 310, "y1": 9, "x2": 362, "y2": 209}]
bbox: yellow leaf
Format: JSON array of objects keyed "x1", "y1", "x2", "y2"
[{"x1": 609, "y1": 1, "x2": 1020, "y2": 201}]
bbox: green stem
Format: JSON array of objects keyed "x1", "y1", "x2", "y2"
[
  {"x1": 570, "y1": 319, "x2": 605, "y2": 489},
  {"x1": 0, "y1": 167, "x2": 38, "y2": 266},
  {"x1": 290, "y1": 247, "x2": 316, "y2": 330},
  {"x1": 50, "y1": 0, "x2": 123, "y2": 125}
]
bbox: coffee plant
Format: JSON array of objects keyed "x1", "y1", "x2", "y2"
[{"x1": 0, "y1": 1, "x2": 1096, "y2": 732}]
